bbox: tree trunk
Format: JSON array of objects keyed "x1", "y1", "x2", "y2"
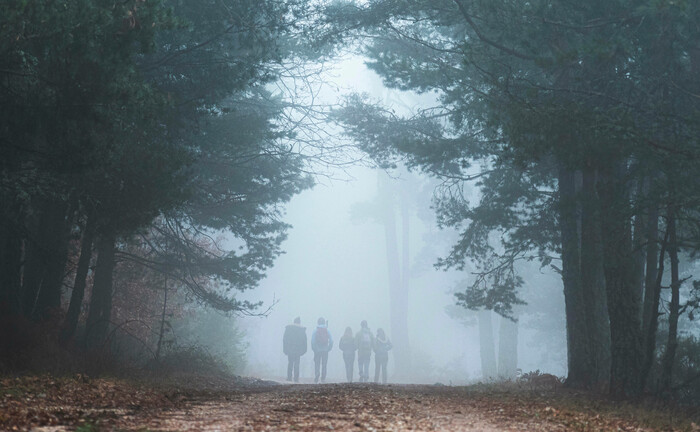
[
  {"x1": 558, "y1": 165, "x2": 592, "y2": 387},
  {"x1": 85, "y1": 229, "x2": 116, "y2": 351},
  {"x1": 641, "y1": 222, "x2": 667, "y2": 389},
  {"x1": 631, "y1": 179, "x2": 647, "y2": 320},
  {"x1": 21, "y1": 209, "x2": 47, "y2": 318},
  {"x1": 60, "y1": 216, "x2": 95, "y2": 344},
  {"x1": 155, "y1": 277, "x2": 168, "y2": 361},
  {"x1": 0, "y1": 199, "x2": 23, "y2": 316},
  {"x1": 642, "y1": 204, "x2": 659, "y2": 333},
  {"x1": 378, "y1": 173, "x2": 410, "y2": 380},
  {"x1": 34, "y1": 200, "x2": 72, "y2": 320},
  {"x1": 641, "y1": 203, "x2": 661, "y2": 387},
  {"x1": 398, "y1": 181, "x2": 412, "y2": 376},
  {"x1": 497, "y1": 315, "x2": 518, "y2": 380},
  {"x1": 579, "y1": 167, "x2": 611, "y2": 388},
  {"x1": 478, "y1": 309, "x2": 497, "y2": 380},
  {"x1": 598, "y1": 162, "x2": 644, "y2": 398},
  {"x1": 660, "y1": 206, "x2": 680, "y2": 392}
]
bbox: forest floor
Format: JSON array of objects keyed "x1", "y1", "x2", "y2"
[{"x1": 1, "y1": 374, "x2": 698, "y2": 431}]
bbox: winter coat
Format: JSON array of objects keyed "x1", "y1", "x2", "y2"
[
  {"x1": 373, "y1": 336, "x2": 392, "y2": 360},
  {"x1": 355, "y1": 328, "x2": 374, "y2": 357},
  {"x1": 283, "y1": 324, "x2": 307, "y2": 357},
  {"x1": 311, "y1": 324, "x2": 333, "y2": 353},
  {"x1": 339, "y1": 335, "x2": 357, "y2": 355}
]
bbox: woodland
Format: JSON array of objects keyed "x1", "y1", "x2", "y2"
[{"x1": 1, "y1": 1, "x2": 700, "y2": 428}]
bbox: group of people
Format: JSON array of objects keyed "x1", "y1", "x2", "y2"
[{"x1": 282, "y1": 317, "x2": 393, "y2": 384}]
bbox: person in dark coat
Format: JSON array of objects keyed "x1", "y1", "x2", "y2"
[
  {"x1": 355, "y1": 320, "x2": 374, "y2": 383},
  {"x1": 373, "y1": 328, "x2": 392, "y2": 384},
  {"x1": 283, "y1": 317, "x2": 307, "y2": 382},
  {"x1": 339, "y1": 326, "x2": 357, "y2": 382}
]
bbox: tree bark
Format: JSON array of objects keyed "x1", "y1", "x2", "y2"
[
  {"x1": 579, "y1": 167, "x2": 611, "y2": 388},
  {"x1": 378, "y1": 173, "x2": 410, "y2": 380},
  {"x1": 598, "y1": 162, "x2": 644, "y2": 397},
  {"x1": 85, "y1": 229, "x2": 116, "y2": 351},
  {"x1": 60, "y1": 216, "x2": 95, "y2": 344},
  {"x1": 21, "y1": 208, "x2": 47, "y2": 318},
  {"x1": 641, "y1": 221, "x2": 666, "y2": 389},
  {"x1": 660, "y1": 206, "x2": 680, "y2": 392},
  {"x1": 631, "y1": 178, "x2": 647, "y2": 320},
  {"x1": 558, "y1": 165, "x2": 592, "y2": 387},
  {"x1": 497, "y1": 314, "x2": 518, "y2": 380},
  {"x1": 478, "y1": 309, "x2": 497, "y2": 380},
  {"x1": 642, "y1": 204, "x2": 659, "y2": 333},
  {"x1": 34, "y1": 200, "x2": 72, "y2": 320},
  {"x1": 0, "y1": 199, "x2": 23, "y2": 316},
  {"x1": 155, "y1": 276, "x2": 168, "y2": 361}
]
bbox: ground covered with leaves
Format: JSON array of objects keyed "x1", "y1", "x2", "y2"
[{"x1": 0, "y1": 375, "x2": 698, "y2": 431}]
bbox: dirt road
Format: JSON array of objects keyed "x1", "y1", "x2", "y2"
[
  {"x1": 127, "y1": 384, "x2": 504, "y2": 431},
  {"x1": 119, "y1": 383, "x2": 690, "y2": 432},
  {"x1": 2, "y1": 375, "x2": 696, "y2": 431}
]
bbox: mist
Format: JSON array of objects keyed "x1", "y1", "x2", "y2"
[
  {"x1": 241, "y1": 163, "x2": 567, "y2": 384},
  {"x1": 231, "y1": 57, "x2": 568, "y2": 383},
  {"x1": 4, "y1": 4, "x2": 700, "y2": 426}
]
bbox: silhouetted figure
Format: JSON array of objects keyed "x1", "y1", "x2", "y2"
[
  {"x1": 339, "y1": 326, "x2": 357, "y2": 382},
  {"x1": 311, "y1": 317, "x2": 333, "y2": 383},
  {"x1": 355, "y1": 320, "x2": 374, "y2": 383},
  {"x1": 283, "y1": 317, "x2": 307, "y2": 382},
  {"x1": 373, "y1": 328, "x2": 392, "y2": 384}
]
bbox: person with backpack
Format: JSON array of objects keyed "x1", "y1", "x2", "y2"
[
  {"x1": 355, "y1": 320, "x2": 374, "y2": 383},
  {"x1": 373, "y1": 328, "x2": 393, "y2": 384},
  {"x1": 339, "y1": 326, "x2": 357, "y2": 382},
  {"x1": 311, "y1": 317, "x2": 333, "y2": 383},
  {"x1": 282, "y1": 317, "x2": 307, "y2": 382}
]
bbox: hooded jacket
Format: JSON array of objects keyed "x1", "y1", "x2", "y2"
[{"x1": 283, "y1": 323, "x2": 307, "y2": 357}]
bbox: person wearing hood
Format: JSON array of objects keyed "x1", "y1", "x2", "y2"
[
  {"x1": 373, "y1": 328, "x2": 393, "y2": 384},
  {"x1": 311, "y1": 317, "x2": 333, "y2": 383},
  {"x1": 339, "y1": 326, "x2": 357, "y2": 382},
  {"x1": 283, "y1": 317, "x2": 307, "y2": 382}
]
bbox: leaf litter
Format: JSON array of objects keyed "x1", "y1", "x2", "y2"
[{"x1": 0, "y1": 375, "x2": 698, "y2": 431}]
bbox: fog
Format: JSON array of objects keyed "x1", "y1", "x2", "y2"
[{"x1": 235, "y1": 59, "x2": 567, "y2": 384}]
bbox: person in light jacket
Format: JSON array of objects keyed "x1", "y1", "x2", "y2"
[
  {"x1": 373, "y1": 328, "x2": 392, "y2": 384},
  {"x1": 355, "y1": 320, "x2": 374, "y2": 383}
]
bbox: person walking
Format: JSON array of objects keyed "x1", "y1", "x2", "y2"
[
  {"x1": 355, "y1": 320, "x2": 374, "y2": 383},
  {"x1": 373, "y1": 328, "x2": 392, "y2": 384},
  {"x1": 311, "y1": 317, "x2": 333, "y2": 383},
  {"x1": 339, "y1": 326, "x2": 357, "y2": 382},
  {"x1": 282, "y1": 317, "x2": 307, "y2": 382}
]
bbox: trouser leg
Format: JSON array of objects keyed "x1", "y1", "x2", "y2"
[
  {"x1": 321, "y1": 352, "x2": 328, "y2": 382},
  {"x1": 381, "y1": 358, "x2": 388, "y2": 384},
  {"x1": 293, "y1": 356, "x2": 300, "y2": 382},
  {"x1": 314, "y1": 352, "x2": 321, "y2": 383},
  {"x1": 287, "y1": 356, "x2": 293, "y2": 381},
  {"x1": 358, "y1": 356, "x2": 370, "y2": 382},
  {"x1": 344, "y1": 354, "x2": 354, "y2": 382},
  {"x1": 374, "y1": 357, "x2": 380, "y2": 383}
]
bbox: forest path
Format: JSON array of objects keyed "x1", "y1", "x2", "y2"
[
  {"x1": 125, "y1": 383, "x2": 508, "y2": 431},
  {"x1": 3, "y1": 375, "x2": 693, "y2": 431}
]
